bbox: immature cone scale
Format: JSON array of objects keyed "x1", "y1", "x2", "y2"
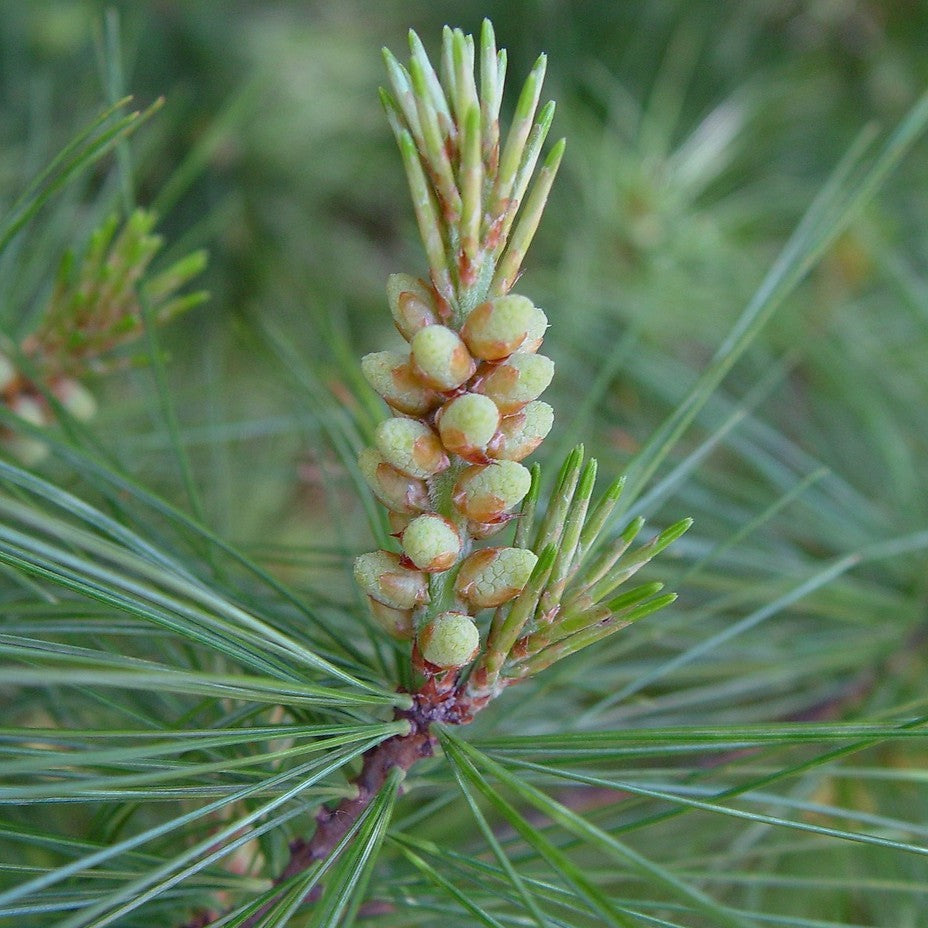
[
  {"x1": 353, "y1": 550, "x2": 429, "y2": 609},
  {"x1": 466, "y1": 518, "x2": 514, "y2": 540},
  {"x1": 3, "y1": 394, "x2": 50, "y2": 466},
  {"x1": 521, "y1": 306, "x2": 549, "y2": 353},
  {"x1": 0, "y1": 353, "x2": 101, "y2": 464},
  {"x1": 10, "y1": 396, "x2": 45, "y2": 427},
  {"x1": 358, "y1": 447, "x2": 429, "y2": 514},
  {"x1": 477, "y1": 352, "x2": 555, "y2": 415},
  {"x1": 52, "y1": 378, "x2": 97, "y2": 422},
  {"x1": 367, "y1": 596, "x2": 415, "y2": 640},
  {"x1": 452, "y1": 461, "x2": 532, "y2": 523}
]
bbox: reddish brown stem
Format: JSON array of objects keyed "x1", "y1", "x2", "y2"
[
  {"x1": 184, "y1": 681, "x2": 483, "y2": 928},
  {"x1": 278, "y1": 713, "x2": 435, "y2": 885}
]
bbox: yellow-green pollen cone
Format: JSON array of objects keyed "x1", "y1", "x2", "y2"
[
  {"x1": 437, "y1": 392, "x2": 501, "y2": 460},
  {"x1": 374, "y1": 416, "x2": 449, "y2": 479},
  {"x1": 418, "y1": 612, "x2": 480, "y2": 668},
  {"x1": 452, "y1": 460, "x2": 532, "y2": 523},
  {"x1": 461, "y1": 294, "x2": 537, "y2": 361},
  {"x1": 353, "y1": 21, "x2": 570, "y2": 670},
  {"x1": 477, "y1": 352, "x2": 555, "y2": 415},
  {"x1": 401, "y1": 513, "x2": 462, "y2": 572},
  {"x1": 353, "y1": 550, "x2": 429, "y2": 609},
  {"x1": 410, "y1": 325, "x2": 475, "y2": 391},
  {"x1": 387, "y1": 273, "x2": 438, "y2": 341},
  {"x1": 455, "y1": 546, "x2": 539, "y2": 609},
  {"x1": 361, "y1": 351, "x2": 439, "y2": 416}
]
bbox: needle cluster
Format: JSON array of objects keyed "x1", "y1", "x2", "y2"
[{"x1": 0, "y1": 208, "x2": 206, "y2": 462}]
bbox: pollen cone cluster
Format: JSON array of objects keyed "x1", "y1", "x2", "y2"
[
  {"x1": 354, "y1": 22, "x2": 564, "y2": 671},
  {"x1": 358, "y1": 281, "x2": 550, "y2": 666}
]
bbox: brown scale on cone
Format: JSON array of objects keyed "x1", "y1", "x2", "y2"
[
  {"x1": 411, "y1": 325, "x2": 476, "y2": 392},
  {"x1": 477, "y1": 353, "x2": 554, "y2": 415},
  {"x1": 455, "y1": 546, "x2": 539, "y2": 609},
  {"x1": 358, "y1": 448, "x2": 430, "y2": 514},
  {"x1": 366, "y1": 596, "x2": 415, "y2": 640},
  {"x1": 387, "y1": 363, "x2": 440, "y2": 415},
  {"x1": 452, "y1": 461, "x2": 532, "y2": 523},
  {"x1": 375, "y1": 417, "x2": 449, "y2": 480},
  {"x1": 361, "y1": 351, "x2": 440, "y2": 417},
  {"x1": 387, "y1": 274, "x2": 438, "y2": 341},
  {"x1": 387, "y1": 511, "x2": 413, "y2": 534},
  {"x1": 436, "y1": 392, "x2": 501, "y2": 462},
  {"x1": 354, "y1": 550, "x2": 429, "y2": 610},
  {"x1": 488, "y1": 401, "x2": 554, "y2": 461},
  {"x1": 461, "y1": 297, "x2": 532, "y2": 360},
  {"x1": 467, "y1": 515, "x2": 515, "y2": 539}
]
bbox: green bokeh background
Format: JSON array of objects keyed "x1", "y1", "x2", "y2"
[
  {"x1": 3, "y1": 0, "x2": 927, "y2": 695},
  {"x1": 3, "y1": 4, "x2": 928, "y2": 925}
]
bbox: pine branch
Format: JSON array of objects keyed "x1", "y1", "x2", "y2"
[
  {"x1": 187, "y1": 685, "x2": 448, "y2": 928},
  {"x1": 180, "y1": 20, "x2": 686, "y2": 926},
  {"x1": 1, "y1": 207, "x2": 206, "y2": 463}
]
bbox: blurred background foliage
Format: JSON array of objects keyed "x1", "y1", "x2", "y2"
[
  {"x1": 3, "y1": 0, "x2": 928, "y2": 750},
  {"x1": 3, "y1": 0, "x2": 926, "y2": 522},
  {"x1": 2, "y1": 1, "x2": 928, "y2": 923}
]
